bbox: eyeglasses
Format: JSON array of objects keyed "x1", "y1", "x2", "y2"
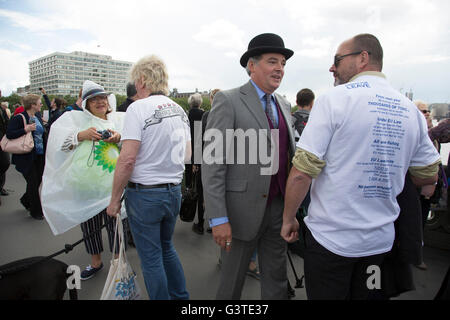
[
  {"x1": 89, "y1": 95, "x2": 108, "y2": 103},
  {"x1": 334, "y1": 51, "x2": 371, "y2": 67},
  {"x1": 421, "y1": 110, "x2": 430, "y2": 114}
]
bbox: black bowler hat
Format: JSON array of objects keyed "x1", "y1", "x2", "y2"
[{"x1": 240, "y1": 33, "x2": 294, "y2": 68}]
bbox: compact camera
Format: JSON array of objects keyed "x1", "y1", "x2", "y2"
[{"x1": 97, "y1": 130, "x2": 112, "y2": 140}]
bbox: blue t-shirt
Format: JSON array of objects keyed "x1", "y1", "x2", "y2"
[{"x1": 30, "y1": 116, "x2": 44, "y2": 155}]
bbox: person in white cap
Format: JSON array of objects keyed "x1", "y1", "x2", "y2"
[{"x1": 41, "y1": 80, "x2": 127, "y2": 280}]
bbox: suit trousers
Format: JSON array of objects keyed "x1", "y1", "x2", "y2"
[{"x1": 216, "y1": 194, "x2": 287, "y2": 300}]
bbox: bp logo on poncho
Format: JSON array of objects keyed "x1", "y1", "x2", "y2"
[{"x1": 94, "y1": 141, "x2": 120, "y2": 172}]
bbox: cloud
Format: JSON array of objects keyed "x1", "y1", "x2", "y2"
[
  {"x1": 1, "y1": 0, "x2": 450, "y2": 103},
  {"x1": 0, "y1": 8, "x2": 80, "y2": 33},
  {"x1": 295, "y1": 37, "x2": 334, "y2": 59},
  {"x1": 225, "y1": 52, "x2": 239, "y2": 58},
  {"x1": 193, "y1": 19, "x2": 246, "y2": 53},
  {"x1": 0, "y1": 40, "x2": 32, "y2": 51},
  {"x1": 399, "y1": 54, "x2": 450, "y2": 65},
  {"x1": 283, "y1": 0, "x2": 332, "y2": 33},
  {"x1": 0, "y1": 48, "x2": 30, "y2": 94}
]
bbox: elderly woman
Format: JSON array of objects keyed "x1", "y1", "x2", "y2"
[
  {"x1": 6, "y1": 94, "x2": 46, "y2": 219},
  {"x1": 41, "y1": 80, "x2": 126, "y2": 280},
  {"x1": 185, "y1": 93, "x2": 206, "y2": 234},
  {"x1": 106, "y1": 55, "x2": 190, "y2": 300}
]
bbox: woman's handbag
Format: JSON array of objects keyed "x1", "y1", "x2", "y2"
[
  {"x1": 179, "y1": 172, "x2": 198, "y2": 222},
  {"x1": 0, "y1": 114, "x2": 34, "y2": 154},
  {"x1": 100, "y1": 216, "x2": 142, "y2": 300}
]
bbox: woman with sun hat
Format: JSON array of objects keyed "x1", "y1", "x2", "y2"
[{"x1": 41, "y1": 80, "x2": 127, "y2": 280}]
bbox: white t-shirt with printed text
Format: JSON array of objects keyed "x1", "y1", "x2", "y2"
[
  {"x1": 121, "y1": 95, "x2": 191, "y2": 185},
  {"x1": 298, "y1": 73, "x2": 440, "y2": 257}
]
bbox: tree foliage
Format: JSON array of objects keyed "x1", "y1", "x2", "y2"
[
  {"x1": 170, "y1": 96, "x2": 211, "y2": 112},
  {"x1": 0, "y1": 94, "x2": 22, "y2": 111},
  {"x1": 0, "y1": 93, "x2": 212, "y2": 113}
]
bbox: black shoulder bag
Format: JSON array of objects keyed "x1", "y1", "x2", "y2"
[{"x1": 179, "y1": 172, "x2": 198, "y2": 222}]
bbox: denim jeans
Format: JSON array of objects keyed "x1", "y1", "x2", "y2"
[{"x1": 125, "y1": 184, "x2": 189, "y2": 300}]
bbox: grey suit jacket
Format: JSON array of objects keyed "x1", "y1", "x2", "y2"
[{"x1": 202, "y1": 81, "x2": 296, "y2": 241}]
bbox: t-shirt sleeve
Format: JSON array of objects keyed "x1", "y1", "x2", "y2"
[
  {"x1": 292, "y1": 148, "x2": 326, "y2": 178},
  {"x1": 121, "y1": 106, "x2": 142, "y2": 142},
  {"x1": 296, "y1": 94, "x2": 334, "y2": 160}
]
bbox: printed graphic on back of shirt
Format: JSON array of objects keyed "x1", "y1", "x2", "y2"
[{"x1": 143, "y1": 103, "x2": 188, "y2": 130}]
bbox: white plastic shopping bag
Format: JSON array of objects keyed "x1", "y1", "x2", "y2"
[{"x1": 100, "y1": 216, "x2": 142, "y2": 300}]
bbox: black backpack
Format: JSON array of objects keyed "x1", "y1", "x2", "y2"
[{"x1": 293, "y1": 111, "x2": 309, "y2": 136}]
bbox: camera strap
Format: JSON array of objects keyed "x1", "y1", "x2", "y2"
[{"x1": 86, "y1": 140, "x2": 96, "y2": 167}]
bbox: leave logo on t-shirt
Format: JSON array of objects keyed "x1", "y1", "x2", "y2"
[{"x1": 345, "y1": 82, "x2": 371, "y2": 90}]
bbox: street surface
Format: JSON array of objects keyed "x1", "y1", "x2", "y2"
[{"x1": 0, "y1": 166, "x2": 449, "y2": 300}]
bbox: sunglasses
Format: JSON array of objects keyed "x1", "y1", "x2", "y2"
[
  {"x1": 334, "y1": 51, "x2": 371, "y2": 67},
  {"x1": 421, "y1": 110, "x2": 430, "y2": 114}
]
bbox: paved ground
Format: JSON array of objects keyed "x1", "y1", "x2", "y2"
[{"x1": 1, "y1": 166, "x2": 449, "y2": 300}]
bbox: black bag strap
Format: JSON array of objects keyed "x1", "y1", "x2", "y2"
[{"x1": 190, "y1": 170, "x2": 197, "y2": 192}]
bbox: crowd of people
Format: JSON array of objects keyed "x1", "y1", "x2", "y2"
[{"x1": 0, "y1": 31, "x2": 449, "y2": 301}]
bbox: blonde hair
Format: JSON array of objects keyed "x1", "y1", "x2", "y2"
[
  {"x1": 130, "y1": 55, "x2": 169, "y2": 96},
  {"x1": 414, "y1": 100, "x2": 428, "y2": 109},
  {"x1": 23, "y1": 94, "x2": 41, "y2": 110},
  {"x1": 210, "y1": 89, "x2": 220, "y2": 103}
]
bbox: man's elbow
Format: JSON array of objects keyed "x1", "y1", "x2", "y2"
[
  {"x1": 289, "y1": 166, "x2": 313, "y2": 185},
  {"x1": 119, "y1": 155, "x2": 137, "y2": 171},
  {"x1": 410, "y1": 173, "x2": 438, "y2": 187},
  {"x1": 409, "y1": 161, "x2": 440, "y2": 187}
]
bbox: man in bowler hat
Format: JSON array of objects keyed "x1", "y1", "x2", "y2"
[{"x1": 202, "y1": 33, "x2": 296, "y2": 299}]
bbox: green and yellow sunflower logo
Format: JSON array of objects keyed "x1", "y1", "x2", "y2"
[{"x1": 94, "y1": 141, "x2": 120, "y2": 173}]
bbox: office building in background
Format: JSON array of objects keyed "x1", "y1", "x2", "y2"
[{"x1": 29, "y1": 51, "x2": 133, "y2": 96}]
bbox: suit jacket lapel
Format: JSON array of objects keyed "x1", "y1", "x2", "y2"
[
  {"x1": 239, "y1": 81, "x2": 270, "y2": 131},
  {"x1": 274, "y1": 93, "x2": 295, "y2": 153}
]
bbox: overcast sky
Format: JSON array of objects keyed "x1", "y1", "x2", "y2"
[{"x1": 1, "y1": 0, "x2": 449, "y2": 105}]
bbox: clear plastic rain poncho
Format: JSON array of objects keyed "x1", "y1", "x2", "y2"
[{"x1": 41, "y1": 95, "x2": 126, "y2": 235}]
